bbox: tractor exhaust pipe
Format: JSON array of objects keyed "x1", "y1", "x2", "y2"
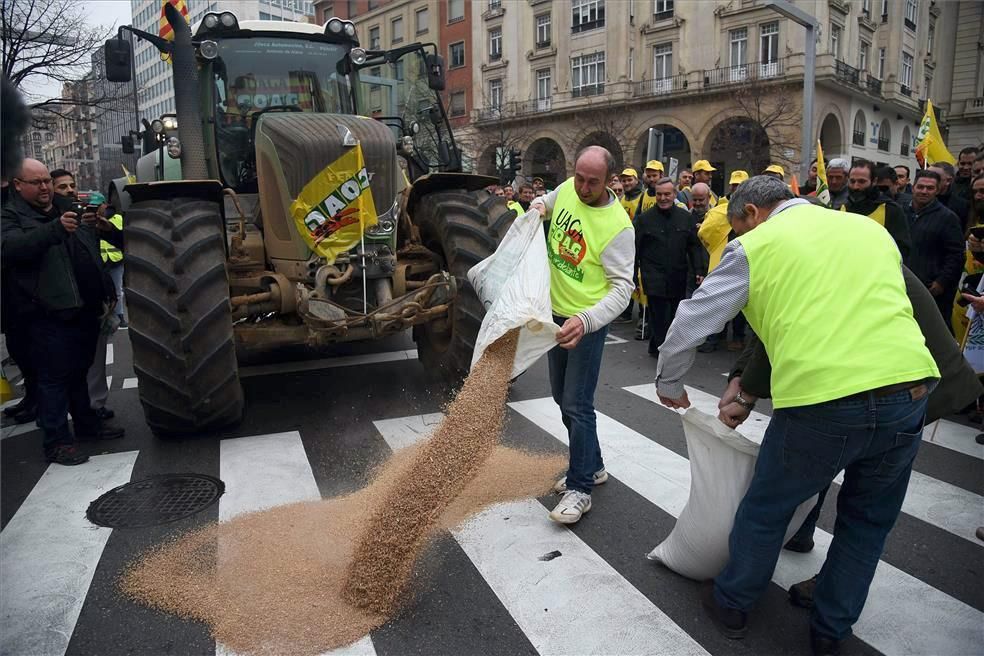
[{"x1": 165, "y1": 2, "x2": 209, "y2": 180}]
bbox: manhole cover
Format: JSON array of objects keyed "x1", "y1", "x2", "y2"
[{"x1": 86, "y1": 474, "x2": 225, "y2": 528}]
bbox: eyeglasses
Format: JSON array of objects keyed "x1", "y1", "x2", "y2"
[{"x1": 14, "y1": 177, "x2": 53, "y2": 187}]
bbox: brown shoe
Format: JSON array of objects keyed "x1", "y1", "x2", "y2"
[
  {"x1": 727, "y1": 340, "x2": 745, "y2": 352},
  {"x1": 789, "y1": 575, "x2": 818, "y2": 609},
  {"x1": 45, "y1": 444, "x2": 90, "y2": 466}
]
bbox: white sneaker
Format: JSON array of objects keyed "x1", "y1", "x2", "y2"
[
  {"x1": 549, "y1": 490, "x2": 592, "y2": 524},
  {"x1": 553, "y1": 468, "x2": 609, "y2": 494}
]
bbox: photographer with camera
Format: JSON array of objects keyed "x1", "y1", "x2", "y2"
[{"x1": 1, "y1": 160, "x2": 125, "y2": 466}]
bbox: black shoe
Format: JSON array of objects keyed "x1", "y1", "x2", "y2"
[
  {"x1": 976, "y1": 433, "x2": 984, "y2": 445},
  {"x1": 10, "y1": 408, "x2": 37, "y2": 424},
  {"x1": 810, "y1": 629, "x2": 842, "y2": 656},
  {"x1": 789, "y1": 575, "x2": 818, "y2": 609},
  {"x1": 76, "y1": 420, "x2": 125, "y2": 442},
  {"x1": 700, "y1": 581, "x2": 747, "y2": 639},
  {"x1": 697, "y1": 341, "x2": 717, "y2": 353},
  {"x1": 117, "y1": 315, "x2": 128, "y2": 328},
  {"x1": 3, "y1": 397, "x2": 29, "y2": 417},
  {"x1": 784, "y1": 535, "x2": 815, "y2": 553},
  {"x1": 94, "y1": 407, "x2": 115, "y2": 420},
  {"x1": 45, "y1": 444, "x2": 90, "y2": 466}
]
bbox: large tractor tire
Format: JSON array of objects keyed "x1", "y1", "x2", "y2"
[
  {"x1": 413, "y1": 189, "x2": 515, "y2": 382},
  {"x1": 124, "y1": 197, "x2": 244, "y2": 436}
]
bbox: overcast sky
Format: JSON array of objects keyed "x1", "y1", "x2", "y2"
[{"x1": 29, "y1": 1, "x2": 134, "y2": 101}]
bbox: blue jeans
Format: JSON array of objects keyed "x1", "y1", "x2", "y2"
[
  {"x1": 547, "y1": 316, "x2": 608, "y2": 494},
  {"x1": 714, "y1": 387, "x2": 928, "y2": 641}
]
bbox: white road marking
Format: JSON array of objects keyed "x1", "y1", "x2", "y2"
[
  {"x1": 373, "y1": 415, "x2": 710, "y2": 656},
  {"x1": 511, "y1": 396, "x2": 983, "y2": 656},
  {"x1": 121, "y1": 378, "x2": 138, "y2": 390},
  {"x1": 106, "y1": 376, "x2": 112, "y2": 391},
  {"x1": 239, "y1": 350, "x2": 419, "y2": 378},
  {"x1": 0, "y1": 451, "x2": 139, "y2": 656},
  {"x1": 923, "y1": 419, "x2": 983, "y2": 460},
  {"x1": 216, "y1": 432, "x2": 376, "y2": 656},
  {"x1": 106, "y1": 343, "x2": 114, "y2": 366},
  {"x1": 1, "y1": 421, "x2": 38, "y2": 441},
  {"x1": 625, "y1": 384, "x2": 984, "y2": 544},
  {"x1": 605, "y1": 333, "x2": 628, "y2": 345}
]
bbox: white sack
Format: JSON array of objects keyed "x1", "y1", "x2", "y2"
[
  {"x1": 648, "y1": 408, "x2": 818, "y2": 581},
  {"x1": 467, "y1": 209, "x2": 558, "y2": 378}
]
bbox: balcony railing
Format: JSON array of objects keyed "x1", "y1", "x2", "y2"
[
  {"x1": 865, "y1": 75, "x2": 882, "y2": 95},
  {"x1": 572, "y1": 18, "x2": 604, "y2": 34},
  {"x1": 904, "y1": 17, "x2": 916, "y2": 30},
  {"x1": 877, "y1": 136, "x2": 890, "y2": 151},
  {"x1": 632, "y1": 73, "x2": 688, "y2": 97},
  {"x1": 852, "y1": 130, "x2": 865, "y2": 146},
  {"x1": 900, "y1": 85, "x2": 912, "y2": 97},
  {"x1": 572, "y1": 83, "x2": 605, "y2": 97},
  {"x1": 653, "y1": 9, "x2": 673, "y2": 21},
  {"x1": 900, "y1": 143, "x2": 910, "y2": 156},
  {"x1": 702, "y1": 58, "x2": 785, "y2": 88},
  {"x1": 535, "y1": 39, "x2": 551, "y2": 49},
  {"x1": 835, "y1": 59, "x2": 860, "y2": 85}
]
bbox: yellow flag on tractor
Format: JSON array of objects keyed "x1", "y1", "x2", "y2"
[
  {"x1": 915, "y1": 100, "x2": 956, "y2": 167},
  {"x1": 814, "y1": 140, "x2": 830, "y2": 207},
  {"x1": 158, "y1": 0, "x2": 190, "y2": 63},
  {"x1": 290, "y1": 144, "x2": 378, "y2": 263}
]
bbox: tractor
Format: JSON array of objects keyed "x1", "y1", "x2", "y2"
[{"x1": 102, "y1": 5, "x2": 512, "y2": 435}]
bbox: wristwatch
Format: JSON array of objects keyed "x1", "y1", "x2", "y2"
[{"x1": 735, "y1": 391, "x2": 756, "y2": 410}]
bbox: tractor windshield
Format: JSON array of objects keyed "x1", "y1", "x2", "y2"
[{"x1": 210, "y1": 37, "x2": 355, "y2": 188}]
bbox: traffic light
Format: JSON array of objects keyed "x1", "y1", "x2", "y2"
[{"x1": 508, "y1": 148, "x2": 522, "y2": 174}]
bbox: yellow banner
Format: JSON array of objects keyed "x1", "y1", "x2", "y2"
[
  {"x1": 915, "y1": 99, "x2": 955, "y2": 166},
  {"x1": 815, "y1": 140, "x2": 830, "y2": 207},
  {"x1": 290, "y1": 144, "x2": 378, "y2": 262}
]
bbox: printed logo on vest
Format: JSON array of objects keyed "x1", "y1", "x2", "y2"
[{"x1": 549, "y1": 207, "x2": 587, "y2": 282}]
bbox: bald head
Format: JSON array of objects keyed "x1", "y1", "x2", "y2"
[
  {"x1": 574, "y1": 145, "x2": 616, "y2": 207},
  {"x1": 690, "y1": 182, "x2": 711, "y2": 212},
  {"x1": 13, "y1": 158, "x2": 53, "y2": 210}
]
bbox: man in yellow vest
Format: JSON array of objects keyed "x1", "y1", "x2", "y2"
[
  {"x1": 619, "y1": 167, "x2": 643, "y2": 218},
  {"x1": 529, "y1": 146, "x2": 634, "y2": 524},
  {"x1": 655, "y1": 176, "x2": 939, "y2": 652},
  {"x1": 843, "y1": 159, "x2": 910, "y2": 258}
]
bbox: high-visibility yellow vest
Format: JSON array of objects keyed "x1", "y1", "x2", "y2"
[
  {"x1": 839, "y1": 202, "x2": 886, "y2": 226},
  {"x1": 507, "y1": 200, "x2": 523, "y2": 215},
  {"x1": 697, "y1": 199, "x2": 731, "y2": 272},
  {"x1": 547, "y1": 178, "x2": 631, "y2": 317},
  {"x1": 737, "y1": 203, "x2": 938, "y2": 408},
  {"x1": 636, "y1": 190, "x2": 690, "y2": 216},
  {"x1": 100, "y1": 214, "x2": 124, "y2": 264}
]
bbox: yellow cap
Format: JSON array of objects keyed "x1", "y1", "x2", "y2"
[
  {"x1": 729, "y1": 170, "x2": 749, "y2": 185},
  {"x1": 693, "y1": 159, "x2": 716, "y2": 172},
  {"x1": 620, "y1": 168, "x2": 638, "y2": 178},
  {"x1": 764, "y1": 164, "x2": 785, "y2": 178},
  {"x1": 645, "y1": 159, "x2": 664, "y2": 172}
]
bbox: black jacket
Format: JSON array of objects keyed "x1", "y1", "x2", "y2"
[
  {"x1": 731, "y1": 266, "x2": 981, "y2": 423},
  {"x1": 903, "y1": 199, "x2": 965, "y2": 291},
  {"x1": 634, "y1": 204, "x2": 705, "y2": 299},
  {"x1": 1, "y1": 196, "x2": 116, "y2": 330},
  {"x1": 938, "y1": 190, "x2": 969, "y2": 230},
  {"x1": 844, "y1": 189, "x2": 911, "y2": 258}
]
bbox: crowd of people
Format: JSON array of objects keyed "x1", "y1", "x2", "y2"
[{"x1": 531, "y1": 143, "x2": 983, "y2": 656}]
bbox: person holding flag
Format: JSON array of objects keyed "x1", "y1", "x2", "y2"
[{"x1": 915, "y1": 100, "x2": 956, "y2": 168}]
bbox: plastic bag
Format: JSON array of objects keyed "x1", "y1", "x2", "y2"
[
  {"x1": 647, "y1": 408, "x2": 818, "y2": 581},
  {"x1": 467, "y1": 209, "x2": 559, "y2": 378}
]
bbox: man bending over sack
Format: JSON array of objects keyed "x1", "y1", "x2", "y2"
[
  {"x1": 654, "y1": 176, "x2": 939, "y2": 655},
  {"x1": 529, "y1": 146, "x2": 634, "y2": 525}
]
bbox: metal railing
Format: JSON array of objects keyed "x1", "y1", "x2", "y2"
[
  {"x1": 865, "y1": 75, "x2": 882, "y2": 95},
  {"x1": 653, "y1": 9, "x2": 673, "y2": 21},
  {"x1": 572, "y1": 83, "x2": 605, "y2": 98},
  {"x1": 852, "y1": 130, "x2": 865, "y2": 146},
  {"x1": 835, "y1": 59, "x2": 860, "y2": 85},
  {"x1": 631, "y1": 73, "x2": 688, "y2": 97},
  {"x1": 900, "y1": 85, "x2": 912, "y2": 97},
  {"x1": 877, "y1": 135, "x2": 890, "y2": 151},
  {"x1": 703, "y1": 58, "x2": 785, "y2": 88},
  {"x1": 901, "y1": 143, "x2": 909, "y2": 156}
]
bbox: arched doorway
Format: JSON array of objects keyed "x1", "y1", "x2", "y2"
[
  {"x1": 702, "y1": 118, "x2": 770, "y2": 195},
  {"x1": 819, "y1": 113, "x2": 843, "y2": 159},
  {"x1": 632, "y1": 125, "x2": 692, "y2": 175},
  {"x1": 575, "y1": 131, "x2": 623, "y2": 170},
  {"x1": 527, "y1": 137, "x2": 566, "y2": 188}
]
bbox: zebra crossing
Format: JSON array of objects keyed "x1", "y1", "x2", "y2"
[{"x1": 2, "y1": 376, "x2": 981, "y2": 656}]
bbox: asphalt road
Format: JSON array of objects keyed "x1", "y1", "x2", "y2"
[{"x1": 1, "y1": 321, "x2": 982, "y2": 656}]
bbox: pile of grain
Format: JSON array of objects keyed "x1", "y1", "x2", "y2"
[{"x1": 121, "y1": 329, "x2": 560, "y2": 655}]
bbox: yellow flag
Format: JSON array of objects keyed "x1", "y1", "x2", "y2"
[
  {"x1": 915, "y1": 100, "x2": 955, "y2": 166},
  {"x1": 815, "y1": 141, "x2": 830, "y2": 207},
  {"x1": 121, "y1": 164, "x2": 136, "y2": 184},
  {"x1": 290, "y1": 144, "x2": 378, "y2": 262}
]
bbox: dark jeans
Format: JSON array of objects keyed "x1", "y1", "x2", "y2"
[
  {"x1": 548, "y1": 315, "x2": 608, "y2": 494},
  {"x1": 30, "y1": 313, "x2": 101, "y2": 451},
  {"x1": 647, "y1": 297, "x2": 681, "y2": 355},
  {"x1": 790, "y1": 485, "x2": 831, "y2": 544},
  {"x1": 714, "y1": 387, "x2": 928, "y2": 641},
  {"x1": 4, "y1": 319, "x2": 38, "y2": 408}
]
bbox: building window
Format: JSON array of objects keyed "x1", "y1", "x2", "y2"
[
  {"x1": 901, "y1": 51, "x2": 913, "y2": 88},
  {"x1": 488, "y1": 79, "x2": 502, "y2": 110},
  {"x1": 489, "y1": 28, "x2": 502, "y2": 61},
  {"x1": 759, "y1": 21, "x2": 779, "y2": 77},
  {"x1": 853, "y1": 110, "x2": 866, "y2": 146},
  {"x1": 861, "y1": 0, "x2": 871, "y2": 18},
  {"x1": 652, "y1": 42, "x2": 672, "y2": 78},
  {"x1": 904, "y1": 0, "x2": 917, "y2": 29},
  {"x1": 881, "y1": 0, "x2": 888, "y2": 20},
  {"x1": 488, "y1": 0, "x2": 501, "y2": 9},
  {"x1": 449, "y1": 41, "x2": 465, "y2": 68},
  {"x1": 369, "y1": 25, "x2": 380, "y2": 49},
  {"x1": 859, "y1": 40, "x2": 870, "y2": 73},
  {"x1": 571, "y1": 51, "x2": 605, "y2": 97},
  {"x1": 391, "y1": 16, "x2": 403, "y2": 44},
  {"x1": 729, "y1": 27, "x2": 748, "y2": 81},
  {"x1": 536, "y1": 13, "x2": 551, "y2": 47},
  {"x1": 878, "y1": 119, "x2": 891, "y2": 151},
  {"x1": 901, "y1": 126, "x2": 911, "y2": 155},
  {"x1": 830, "y1": 24, "x2": 841, "y2": 59},
  {"x1": 449, "y1": 90, "x2": 466, "y2": 117},
  {"x1": 877, "y1": 47, "x2": 886, "y2": 79},
  {"x1": 927, "y1": 22, "x2": 934, "y2": 55},
  {"x1": 536, "y1": 68, "x2": 552, "y2": 110},
  {"x1": 415, "y1": 7, "x2": 428, "y2": 34},
  {"x1": 654, "y1": 0, "x2": 674, "y2": 21},
  {"x1": 572, "y1": 0, "x2": 605, "y2": 34},
  {"x1": 448, "y1": 0, "x2": 464, "y2": 23},
  {"x1": 923, "y1": 74, "x2": 932, "y2": 100}
]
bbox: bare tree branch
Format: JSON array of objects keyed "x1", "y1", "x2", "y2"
[
  {"x1": 563, "y1": 94, "x2": 635, "y2": 169},
  {"x1": 458, "y1": 94, "x2": 542, "y2": 182},
  {"x1": 714, "y1": 73, "x2": 802, "y2": 173}
]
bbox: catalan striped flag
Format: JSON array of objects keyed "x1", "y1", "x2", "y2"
[{"x1": 158, "y1": 0, "x2": 190, "y2": 62}]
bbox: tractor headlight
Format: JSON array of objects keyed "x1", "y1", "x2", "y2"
[
  {"x1": 166, "y1": 137, "x2": 181, "y2": 159},
  {"x1": 343, "y1": 21, "x2": 356, "y2": 37},
  {"x1": 199, "y1": 40, "x2": 219, "y2": 60},
  {"x1": 219, "y1": 12, "x2": 237, "y2": 28},
  {"x1": 151, "y1": 119, "x2": 165, "y2": 134},
  {"x1": 350, "y1": 47, "x2": 367, "y2": 65},
  {"x1": 203, "y1": 13, "x2": 220, "y2": 29},
  {"x1": 326, "y1": 18, "x2": 343, "y2": 34},
  {"x1": 162, "y1": 116, "x2": 178, "y2": 131}
]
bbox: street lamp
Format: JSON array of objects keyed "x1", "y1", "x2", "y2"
[{"x1": 763, "y1": 0, "x2": 818, "y2": 184}]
